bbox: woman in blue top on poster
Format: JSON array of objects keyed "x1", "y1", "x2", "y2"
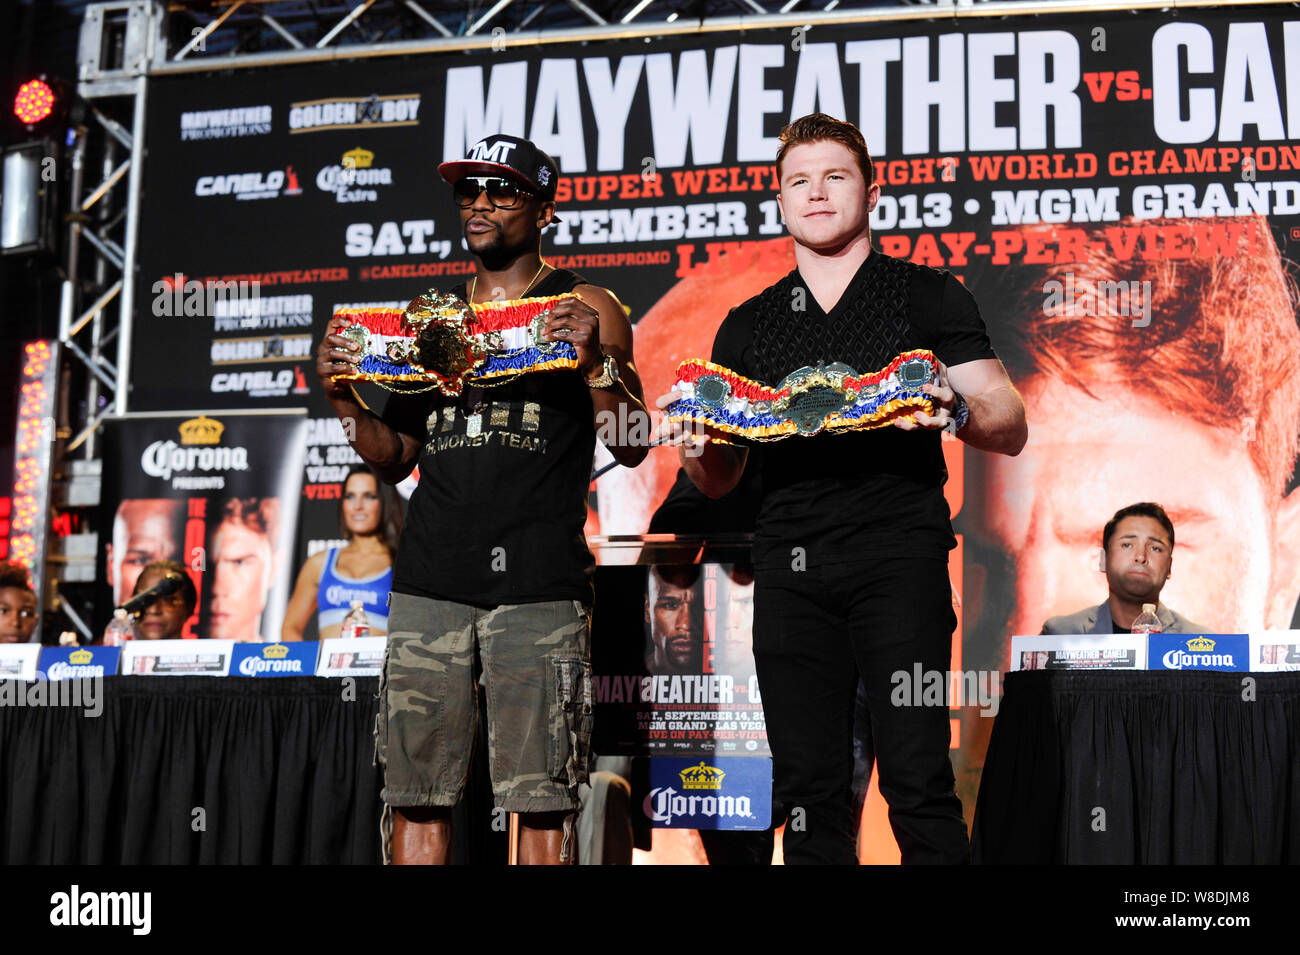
[{"x1": 282, "y1": 465, "x2": 403, "y2": 640}]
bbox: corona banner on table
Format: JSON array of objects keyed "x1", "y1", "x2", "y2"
[{"x1": 125, "y1": 8, "x2": 1300, "y2": 835}]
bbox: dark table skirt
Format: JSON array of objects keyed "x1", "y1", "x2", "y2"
[
  {"x1": 0, "y1": 676, "x2": 383, "y2": 864},
  {"x1": 972, "y1": 670, "x2": 1300, "y2": 864}
]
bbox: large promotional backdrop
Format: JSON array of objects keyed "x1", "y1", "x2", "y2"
[{"x1": 128, "y1": 9, "x2": 1300, "y2": 837}]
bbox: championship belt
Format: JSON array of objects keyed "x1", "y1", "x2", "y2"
[
  {"x1": 664, "y1": 350, "x2": 941, "y2": 441},
  {"x1": 330, "y1": 290, "x2": 580, "y2": 395}
]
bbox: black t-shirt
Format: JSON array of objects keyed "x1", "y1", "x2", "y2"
[
  {"x1": 708, "y1": 249, "x2": 997, "y2": 571},
  {"x1": 381, "y1": 268, "x2": 597, "y2": 607}
]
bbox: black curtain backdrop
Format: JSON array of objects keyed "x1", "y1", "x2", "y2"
[{"x1": 973, "y1": 670, "x2": 1300, "y2": 864}]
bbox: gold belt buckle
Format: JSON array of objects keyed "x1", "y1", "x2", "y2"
[
  {"x1": 771, "y1": 362, "x2": 858, "y2": 436},
  {"x1": 402, "y1": 290, "x2": 487, "y2": 396}
]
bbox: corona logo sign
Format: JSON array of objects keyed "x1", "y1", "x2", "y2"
[
  {"x1": 262, "y1": 643, "x2": 290, "y2": 659},
  {"x1": 679, "y1": 762, "x2": 725, "y2": 791},
  {"x1": 343, "y1": 146, "x2": 374, "y2": 169},
  {"x1": 69, "y1": 649, "x2": 93, "y2": 665},
  {"x1": 1186, "y1": 637, "x2": 1216, "y2": 652},
  {"x1": 179, "y1": 415, "x2": 224, "y2": 445}
]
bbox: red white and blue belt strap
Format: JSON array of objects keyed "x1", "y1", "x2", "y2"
[
  {"x1": 664, "y1": 350, "x2": 940, "y2": 441},
  {"x1": 330, "y1": 289, "x2": 580, "y2": 395}
]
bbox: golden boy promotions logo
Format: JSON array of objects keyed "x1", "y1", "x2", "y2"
[
  {"x1": 179, "y1": 415, "x2": 224, "y2": 445},
  {"x1": 679, "y1": 762, "x2": 726, "y2": 791}
]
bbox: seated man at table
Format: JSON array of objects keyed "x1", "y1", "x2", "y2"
[{"x1": 1041, "y1": 502, "x2": 1210, "y2": 635}]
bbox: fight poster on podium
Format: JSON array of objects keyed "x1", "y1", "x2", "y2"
[
  {"x1": 592, "y1": 563, "x2": 768, "y2": 758},
  {"x1": 99, "y1": 411, "x2": 307, "y2": 642}
]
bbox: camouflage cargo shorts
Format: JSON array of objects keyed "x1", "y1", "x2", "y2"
[{"x1": 374, "y1": 591, "x2": 594, "y2": 814}]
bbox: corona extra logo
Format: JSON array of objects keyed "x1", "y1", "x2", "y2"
[
  {"x1": 679, "y1": 762, "x2": 725, "y2": 791},
  {"x1": 1186, "y1": 637, "x2": 1216, "y2": 652},
  {"x1": 262, "y1": 643, "x2": 290, "y2": 659},
  {"x1": 343, "y1": 146, "x2": 374, "y2": 169},
  {"x1": 69, "y1": 649, "x2": 93, "y2": 664},
  {"x1": 179, "y1": 415, "x2": 224, "y2": 445}
]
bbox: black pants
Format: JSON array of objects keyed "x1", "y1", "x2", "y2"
[{"x1": 753, "y1": 556, "x2": 969, "y2": 865}]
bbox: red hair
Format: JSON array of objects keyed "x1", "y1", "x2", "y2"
[
  {"x1": 776, "y1": 113, "x2": 874, "y2": 187},
  {"x1": 994, "y1": 216, "x2": 1300, "y2": 494}
]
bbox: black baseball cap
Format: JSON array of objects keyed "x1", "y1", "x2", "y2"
[{"x1": 438, "y1": 134, "x2": 559, "y2": 202}]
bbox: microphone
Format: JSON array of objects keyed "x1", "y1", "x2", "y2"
[{"x1": 118, "y1": 574, "x2": 182, "y2": 616}]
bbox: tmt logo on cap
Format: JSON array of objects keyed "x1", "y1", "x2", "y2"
[{"x1": 438, "y1": 134, "x2": 559, "y2": 201}]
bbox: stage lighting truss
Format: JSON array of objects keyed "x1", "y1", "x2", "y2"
[{"x1": 156, "y1": 0, "x2": 998, "y2": 65}]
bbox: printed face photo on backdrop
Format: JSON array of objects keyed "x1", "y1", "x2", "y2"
[
  {"x1": 711, "y1": 565, "x2": 757, "y2": 681},
  {"x1": 106, "y1": 499, "x2": 183, "y2": 607},
  {"x1": 207, "y1": 497, "x2": 282, "y2": 643},
  {"x1": 644, "y1": 564, "x2": 704, "y2": 675},
  {"x1": 965, "y1": 216, "x2": 1300, "y2": 657}
]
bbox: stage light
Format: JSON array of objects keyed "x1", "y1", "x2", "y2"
[
  {"x1": 13, "y1": 79, "x2": 55, "y2": 126},
  {"x1": 1, "y1": 141, "x2": 57, "y2": 255}
]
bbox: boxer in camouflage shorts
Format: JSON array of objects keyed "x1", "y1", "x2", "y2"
[{"x1": 316, "y1": 134, "x2": 647, "y2": 864}]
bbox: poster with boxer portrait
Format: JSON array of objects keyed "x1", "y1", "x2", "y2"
[
  {"x1": 593, "y1": 562, "x2": 769, "y2": 757},
  {"x1": 98, "y1": 411, "x2": 307, "y2": 642}
]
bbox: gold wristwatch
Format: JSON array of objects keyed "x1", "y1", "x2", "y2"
[{"x1": 585, "y1": 354, "x2": 620, "y2": 389}]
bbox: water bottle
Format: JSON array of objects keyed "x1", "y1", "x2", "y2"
[
  {"x1": 104, "y1": 609, "x2": 136, "y2": 646},
  {"x1": 340, "y1": 600, "x2": 370, "y2": 639},
  {"x1": 1131, "y1": 603, "x2": 1162, "y2": 635}
]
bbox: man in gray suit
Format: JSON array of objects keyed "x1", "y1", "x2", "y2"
[{"x1": 1041, "y1": 502, "x2": 1211, "y2": 635}]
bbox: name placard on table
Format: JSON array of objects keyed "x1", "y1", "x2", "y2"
[
  {"x1": 315, "y1": 636, "x2": 387, "y2": 677},
  {"x1": 120, "y1": 639, "x2": 235, "y2": 676},
  {"x1": 1010, "y1": 634, "x2": 1147, "y2": 671},
  {"x1": 0, "y1": 644, "x2": 42, "y2": 681}
]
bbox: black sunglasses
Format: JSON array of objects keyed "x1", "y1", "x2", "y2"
[{"x1": 452, "y1": 176, "x2": 533, "y2": 209}]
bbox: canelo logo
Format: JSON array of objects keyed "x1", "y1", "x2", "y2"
[{"x1": 195, "y1": 166, "x2": 302, "y2": 199}]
